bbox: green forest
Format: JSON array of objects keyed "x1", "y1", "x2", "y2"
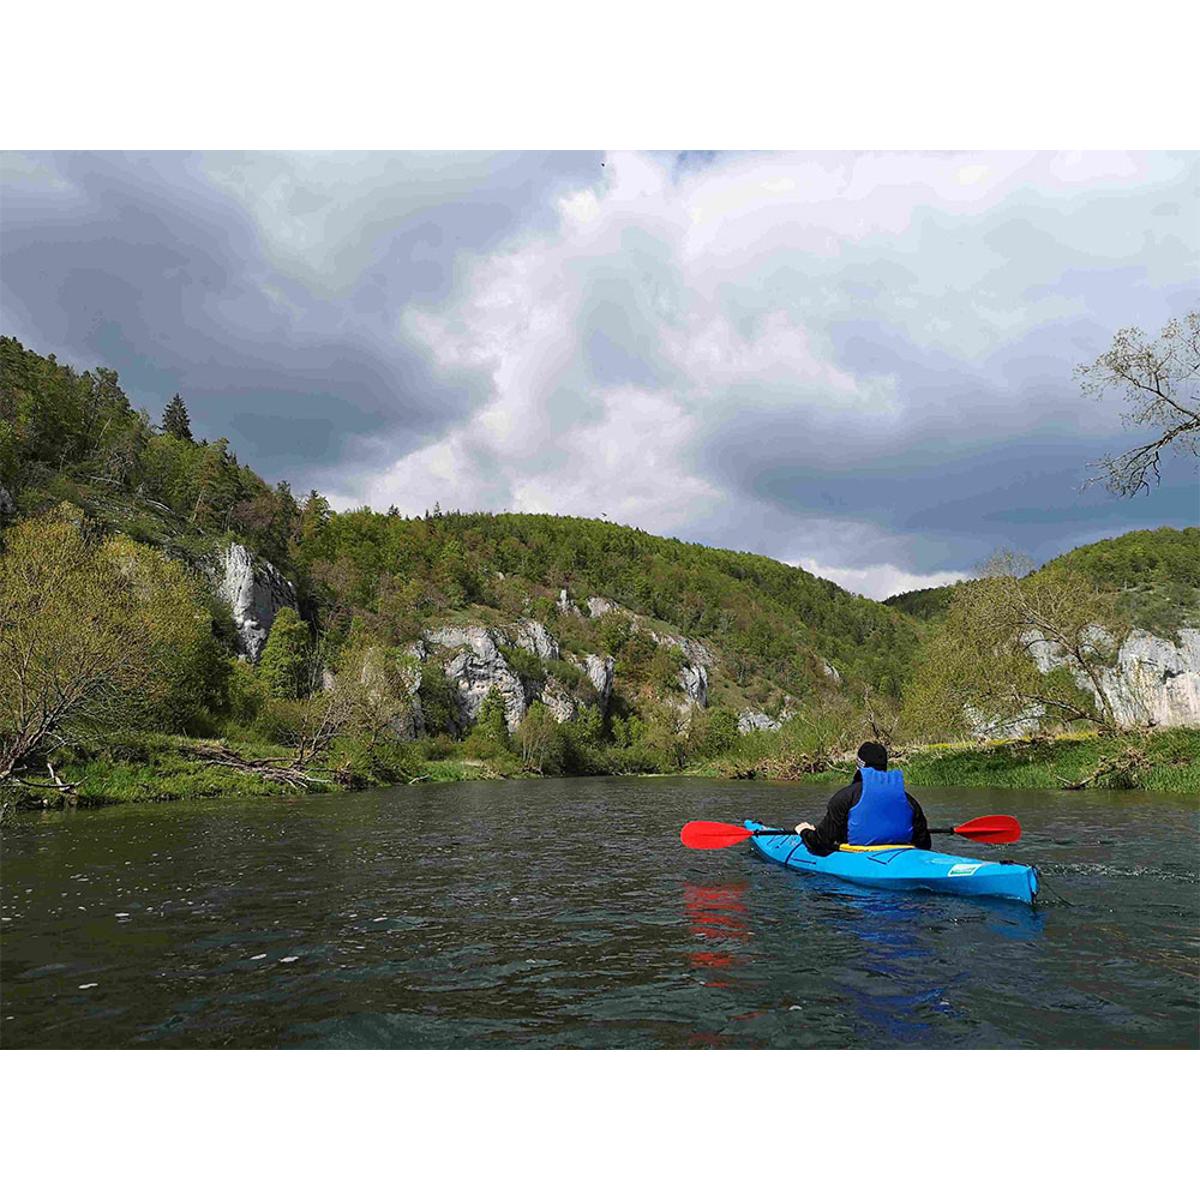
[{"x1": 2, "y1": 335, "x2": 1198, "y2": 808}]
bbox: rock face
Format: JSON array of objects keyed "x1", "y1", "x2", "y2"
[
  {"x1": 738, "y1": 710, "x2": 780, "y2": 733},
  {"x1": 0, "y1": 483, "x2": 15, "y2": 517},
  {"x1": 583, "y1": 654, "x2": 615, "y2": 709},
  {"x1": 973, "y1": 625, "x2": 1200, "y2": 733},
  {"x1": 1032, "y1": 627, "x2": 1200, "y2": 728},
  {"x1": 586, "y1": 596, "x2": 621, "y2": 619},
  {"x1": 1104, "y1": 629, "x2": 1200, "y2": 727},
  {"x1": 425, "y1": 626, "x2": 527, "y2": 732},
  {"x1": 356, "y1": 645, "x2": 425, "y2": 740},
  {"x1": 509, "y1": 619, "x2": 559, "y2": 661},
  {"x1": 541, "y1": 677, "x2": 579, "y2": 724},
  {"x1": 819, "y1": 658, "x2": 842, "y2": 684},
  {"x1": 212, "y1": 542, "x2": 298, "y2": 662},
  {"x1": 556, "y1": 588, "x2": 582, "y2": 617},
  {"x1": 677, "y1": 660, "x2": 709, "y2": 709}
]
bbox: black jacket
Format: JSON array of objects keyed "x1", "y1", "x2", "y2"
[{"x1": 800, "y1": 770, "x2": 931, "y2": 857}]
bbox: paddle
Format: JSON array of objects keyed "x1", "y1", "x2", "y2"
[{"x1": 680, "y1": 814, "x2": 1021, "y2": 850}]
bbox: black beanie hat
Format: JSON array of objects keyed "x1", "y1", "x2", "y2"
[{"x1": 856, "y1": 741, "x2": 888, "y2": 770}]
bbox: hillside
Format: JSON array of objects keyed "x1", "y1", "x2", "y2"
[
  {"x1": 0, "y1": 335, "x2": 919, "y2": 739},
  {"x1": 4, "y1": 334, "x2": 1198, "y2": 809},
  {"x1": 884, "y1": 527, "x2": 1200, "y2": 636}
]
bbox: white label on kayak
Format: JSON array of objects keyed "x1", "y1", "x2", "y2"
[{"x1": 947, "y1": 863, "x2": 983, "y2": 877}]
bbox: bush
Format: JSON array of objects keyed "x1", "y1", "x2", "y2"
[
  {"x1": 225, "y1": 658, "x2": 269, "y2": 726},
  {"x1": 252, "y1": 697, "x2": 313, "y2": 746},
  {"x1": 329, "y1": 733, "x2": 423, "y2": 785}
]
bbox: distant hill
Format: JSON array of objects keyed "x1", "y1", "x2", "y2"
[
  {"x1": 4, "y1": 333, "x2": 1195, "y2": 734},
  {"x1": 0, "y1": 335, "x2": 920, "y2": 719},
  {"x1": 884, "y1": 527, "x2": 1200, "y2": 635}
]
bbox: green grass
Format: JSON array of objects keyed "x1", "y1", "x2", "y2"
[
  {"x1": 898, "y1": 729, "x2": 1200, "y2": 793},
  {"x1": 12, "y1": 726, "x2": 1198, "y2": 811}
]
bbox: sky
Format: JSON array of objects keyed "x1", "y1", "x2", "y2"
[{"x1": 1, "y1": 149, "x2": 1196, "y2": 599}]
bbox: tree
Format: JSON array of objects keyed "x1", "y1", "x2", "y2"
[
  {"x1": 0, "y1": 506, "x2": 216, "y2": 795},
  {"x1": 901, "y1": 551, "x2": 1132, "y2": 740},
  {"x1": 259, "y1": 607, "x2": 311, "y2": 699},
  {"x1": 161, "y1": 393, "x2": 193, "y2": 441},
  {"x1": 1077, "y1": 311, "x2": 1200, "y2": 496},
  {"x1": 474, "y1": 687, "x2": 510, "y2": 750},
  {"x1": 516, "y1": 701, "x2": 562, "y2": 773}
]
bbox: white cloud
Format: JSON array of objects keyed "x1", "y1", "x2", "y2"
[
  {"x1": 323, "y1": 149, "x2": 1197, "y2": 581},
  {"x1": 793, "y1": 560, "x2": 971, "y2": 602}
]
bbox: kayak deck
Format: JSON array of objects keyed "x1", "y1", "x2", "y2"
[{"x1": 744, "y1": 820, "x2": 1038, "y2": 905}]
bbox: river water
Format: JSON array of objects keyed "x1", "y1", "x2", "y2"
[{"x1": 1, "y1": 777, "x2": 1196, "y2": 1049}]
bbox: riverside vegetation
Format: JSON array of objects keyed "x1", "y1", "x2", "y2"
[{"x1": 2, "y1": 334, "x2": 1198, "y2": 816}]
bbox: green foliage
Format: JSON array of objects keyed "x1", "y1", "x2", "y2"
[
  {"x1": 502, "y1": 643, "x2": 547, "y2": 685},
  {"x1": 225, "y1": 659, "x2": 269, "y2": 725},
  {"x1": 161, "y1": 394, "x2": 193, "y2": 441},
  {"x1": 0, "y1": 505, "x2": 225, "y2": 777},
  {"x1": 1044, "y1": 526, "x2": 1200, "y2": 636},
  {"x1": 515, "y1": 701, "x2": 564, "y2": 773},
  {"x1": 419, "y1": 663, "x2": 459, "y2": 735},
  {"x1": 464, "y1": 687, "x2": 510, "y2": 756},
  {"x1": 690, "y1": 707, "x2": 740, "y2": 758},
  {"x1": 883, "y1": 585, "x2": 956, "y2": 621},
  {"x1": 259, "y1": 607, "x2": 310, "y2": 699},
  {"x1": 900, "y1": 561, "x2": 1130, "y2": 741},
  {"x1": 329, "y1": 733, "x2": 423, "y2": 785}
]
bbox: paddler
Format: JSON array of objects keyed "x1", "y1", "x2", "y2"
[{"x1": 793, "y1": 741, "x2": 931, "y2": 855}]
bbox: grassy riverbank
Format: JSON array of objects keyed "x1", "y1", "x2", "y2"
[
  {"x1": 704, "y1": 728, "x2": 1200, "y2": 794},
  {"x1": 6, "y1": 727, "x2": 1199, "y2": 810}
]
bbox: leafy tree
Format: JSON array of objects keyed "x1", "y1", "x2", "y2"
[
  {"x1": 473, "y1": 687, "x2": 510, "y2": 750},
  {"x1": 1078, "y1": 311, "x2": 1199, "y2": 496},
  {"x1": 161, "y1": 393, "x2": 193, "y2": 441},
  {"x1": 901, "y1": 552, "x2": 1132, "y2": 740},
  {"x1": 0, "y1": 506, "x2": 218, "y2": 791},
  {"x1": 259, "y1": 607, "x2": 311, "y2": 699},
  {"x1": 516, "y1": 701, "x2": 562, "y2": 773},
  {"x1": 417, "y1": 662, "x2": 458, "y2": 735}
]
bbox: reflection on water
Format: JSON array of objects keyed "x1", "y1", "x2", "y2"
[
  {"x1": 1, "y1": 776, "x2": 1197, "y2": 1049},
  {"x1": 684, "y1": 882, "x2": 750, "y2": 991}
]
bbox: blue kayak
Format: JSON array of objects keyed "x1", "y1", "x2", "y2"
[{"x1": 744, "y1": 820, "x2": 1038, "y2": 905}]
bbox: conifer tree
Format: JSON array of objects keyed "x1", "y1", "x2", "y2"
[{"x1": 162, "y1": 393, "x2": 193, "y2": 441}]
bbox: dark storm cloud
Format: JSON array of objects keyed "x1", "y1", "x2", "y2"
[{"x1": 0, "y1": 150, "x2": 601, "y2": 484}]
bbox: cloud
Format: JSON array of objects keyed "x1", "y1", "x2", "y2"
[
  {"x1": 355, "y1": 150, "x2": 1198, "y2": 578},
  {"x1": 3, "y1": 149, "x2": 1196, "y2": 592}
]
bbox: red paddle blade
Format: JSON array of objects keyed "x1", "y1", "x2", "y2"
[
  {"x1": 953, "y1": 815, "x2": 1021, "y2": 844},
  {"x1": 680, "y1": 821, "x2": 756, "y2": 850}
]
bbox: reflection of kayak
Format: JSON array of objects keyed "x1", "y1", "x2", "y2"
[{"x1": 744, "y1": 820, "x2": 1038, "y2": 906}]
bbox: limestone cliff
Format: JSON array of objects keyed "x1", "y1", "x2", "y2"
[{"x1": 211, "y1": 542, "x2": 298, "y2": 663}]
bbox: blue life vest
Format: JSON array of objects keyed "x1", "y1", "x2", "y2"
[{"x1": 846, "y1": 767, "x2": 913, "y2": 845}]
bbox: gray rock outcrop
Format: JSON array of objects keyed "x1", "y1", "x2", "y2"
[
  {"x1": 583, "y1": 654, "x2": 615, "y2": 709},
  {"x1": 425, "y1": 625, "x2": 527, "y2": 732},
  {"x1": 508, "y1": 619, "x2": 559, "y2": 661},
  {"x1": 541, "y1": 677, "x2": 579, "y2": 724},
  {"x1": 211, "y1": 542, "x2": 298, "y2": 662},
  {"x1": 1028, "y1": 626, "x2": 1200, "y2": 728},
  {"x1": 586, "y1": 596, "x2": 622, "y2": 619},
  {"x1": 0, "y1": 483, "x2": 15, "y2": 517},
  {"x1": 738, "y1": 710, "x2": 781, "y2": 733},
  {"x1": 556, "y1": 588, "x2": 583, "y2": 617}
]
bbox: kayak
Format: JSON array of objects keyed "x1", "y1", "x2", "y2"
[{"x1": 744, "y1": 819, "x2": 1038, "y2": 905}]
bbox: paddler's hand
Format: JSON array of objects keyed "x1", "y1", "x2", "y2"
[{"x1": 794, "y1": 822, "x2": 815, "y2": 834}]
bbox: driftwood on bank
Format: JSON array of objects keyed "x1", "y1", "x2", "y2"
[{"x1": 184, "y1": 741, "x2": 345, "y2": 790}]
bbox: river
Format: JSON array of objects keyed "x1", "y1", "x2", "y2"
[{"x1": 1, "y1": 777, "x2": 1196, "y2": 1049}]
